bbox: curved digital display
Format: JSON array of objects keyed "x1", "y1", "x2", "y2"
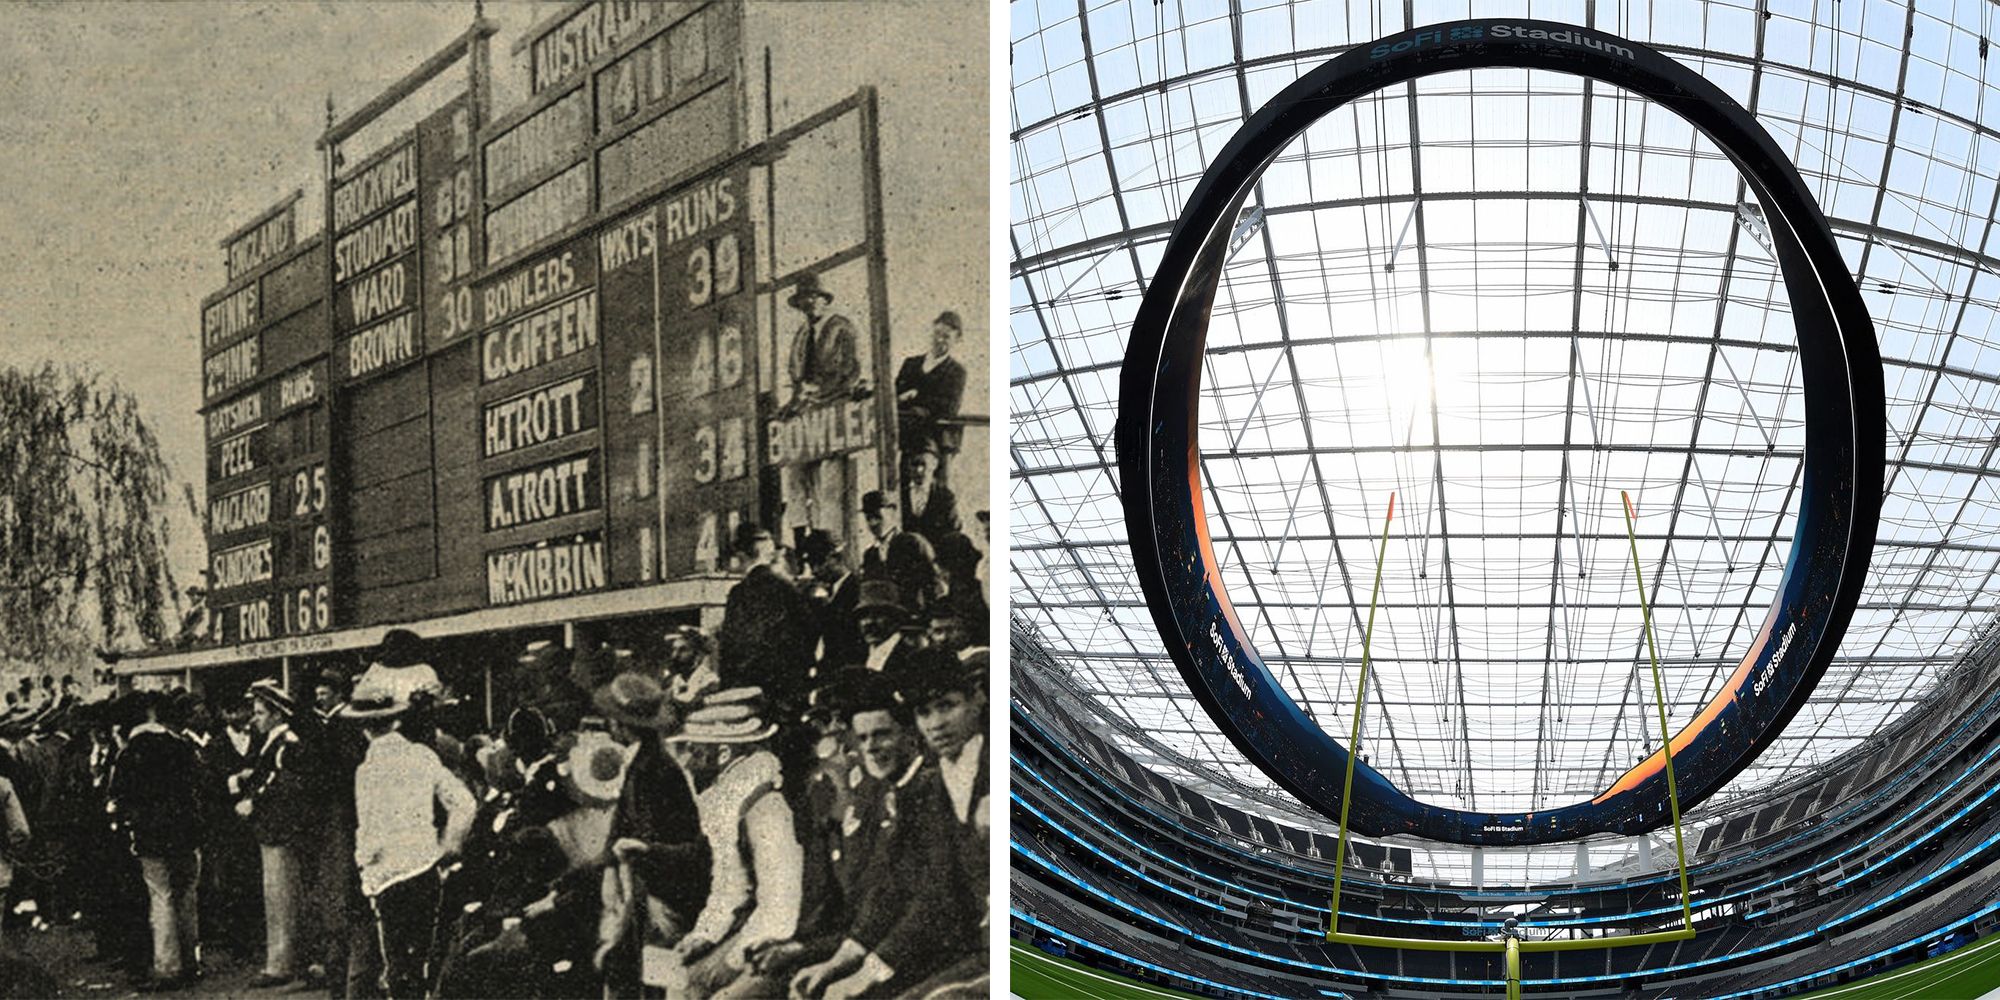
[{"x1": 1117, "y1": 19, "x2": 1884, "y2": 845}]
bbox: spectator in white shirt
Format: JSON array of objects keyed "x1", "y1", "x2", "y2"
[
  {"x1": 661, "y1": 689, "x2": 802, "y2": 999},
  {"x1": 341, "y1": 681, "x2": 474, "y2": 999}
]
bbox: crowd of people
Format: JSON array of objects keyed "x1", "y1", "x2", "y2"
[{"x1": 0, "y1": 497, "x2": 989, "y2": 999}]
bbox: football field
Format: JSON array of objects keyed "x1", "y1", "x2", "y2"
[
  {"x1": 1790, "y1": 929, "x2": 2000, "y2": 1000},
  {"x1": 1011, "y1": 933, "x2": 2000, "y2": 1000},
  {"x1": 1010, "y1": 943, "x2": 1214, "y2": 1000}
]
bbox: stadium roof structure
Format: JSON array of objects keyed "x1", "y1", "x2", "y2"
[{"x1": 1009, "y1": 0, "x2": 2000, "y2": 869}]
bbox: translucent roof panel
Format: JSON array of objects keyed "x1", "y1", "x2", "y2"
[{"x1": 1011, "y1": 0, "x2": 2000, "y2": 833}]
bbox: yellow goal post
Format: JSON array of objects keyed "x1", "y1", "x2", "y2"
[{"x1": 1324, "y1": 492, "x2": 1693, "y2": 999}]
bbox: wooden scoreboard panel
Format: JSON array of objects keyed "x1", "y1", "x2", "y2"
[
  {"x1": 329, "y1": 94, "x2": 490, "y2": 623},
  {"x1": 200, "y1": 205, "x2": 334, "y2": 646},
  {"x1": 654, "y1": 164, "x2": 757, "y2": 578},
  {"x1": 193, "y1": 2, "x2": 837, "y2": 641},
  {"x1": 473, "y1": 235, "x2": 609, "y2": 605},
  {"x1": 332, "y1": 128, "x2": 435, "y2": 617}
]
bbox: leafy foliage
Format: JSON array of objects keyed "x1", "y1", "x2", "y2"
[{"x1": 0, "y1": 363, "x2": 184, "y2": 662}]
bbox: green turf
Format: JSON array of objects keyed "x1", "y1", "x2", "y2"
[
  {"x1": 1788, "y1": 928, "x2": 2000, "y2": 1000},
  {"x1": 1011, "y1": 930, "x2": 2000, "y2": 1000},
  {"x1": 1011, "y1": 942, "x2": 1217, "y2": 999}
]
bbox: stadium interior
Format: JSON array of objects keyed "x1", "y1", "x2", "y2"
[{"x1": 1008, "y1": 0, "x2": 2000, "y2": 996}]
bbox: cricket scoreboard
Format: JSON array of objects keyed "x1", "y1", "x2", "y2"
[
  {"x1": 201, "y1": 193, "x2": 336, "y2": 644},
  {"x1": 197, "y1": 1, "x2": 857, "y2": 643}
]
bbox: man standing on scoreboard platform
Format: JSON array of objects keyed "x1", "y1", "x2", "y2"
[
  {"x1": 894, "y1": 310, "x2": 969, "y2": 461},
  {"x1": 784, "y1": 275, "x2": 863, "y2": 409}
]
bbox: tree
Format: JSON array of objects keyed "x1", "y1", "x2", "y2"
[{"x1": 0, "y1": 363, "x2": 188, "y2": 663}]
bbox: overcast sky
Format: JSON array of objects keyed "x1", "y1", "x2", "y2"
[{"x1": 0, "y1": 1, "x2": 988, "y2": 588}]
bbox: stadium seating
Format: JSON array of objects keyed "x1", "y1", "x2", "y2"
[{"x1": 1011, "y1": 625, "x2": 2000, "y2": 998}]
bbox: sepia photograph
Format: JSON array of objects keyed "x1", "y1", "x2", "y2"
[{"x1": 0, "y1": 2, "x2": 989, "y2": 998}]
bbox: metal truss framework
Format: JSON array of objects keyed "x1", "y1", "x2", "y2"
[{"x1": 1009, "y1": 0, "x2": 2000, "y2": 876}]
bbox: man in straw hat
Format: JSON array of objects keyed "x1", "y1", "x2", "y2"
[
  {"x1": 661, "y1": 686, "x2": 800, "y2": 999},
  {"x1": 342, "y1": 679, "x2": 475, "y2": 998},
  {"x1": 784, "y1": 273, "x2": 861, "y2": 406}
]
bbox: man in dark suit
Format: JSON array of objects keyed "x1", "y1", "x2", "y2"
[
  {"x1": 898, "y1": 439, "x2": 960, "y2": 544},
  {"x1": 195, "y1": 693, "x2": 261, "y2": 966},
  {"x1": 753, "y1": 670, "x2": 917, "y2": 987},
  {"x1": 597, "y1": 673, "x2": 711, "y2": 994},
  {"x1": 857, "y1": 491, "x2": 900, "y2": 582},
  {"x1": 894, "y1": 310, "x2": 968, "y2": 456},
  {"x1": 888, "y1": 646, "x2": 988, "y2": 995},
  {"x1": 718, "y1": 523, "x2": 816, "y2": 712},
  {"x1": 789, "y1": 648, "x2": 977, "y2": 999},
  {"x1": 231, "y1": 680, "x2": 321, "y2": 988},
  {"x1": 801, "y1": 530, "x2": 866, "y2": 671},
  {"x1": 109, "y1": 691, "x2": 206, "y2": 991}
]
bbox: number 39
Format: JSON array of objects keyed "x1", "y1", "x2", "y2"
[{"x1": 685, "y1": 233, "x2": 741, "y2": 307}]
